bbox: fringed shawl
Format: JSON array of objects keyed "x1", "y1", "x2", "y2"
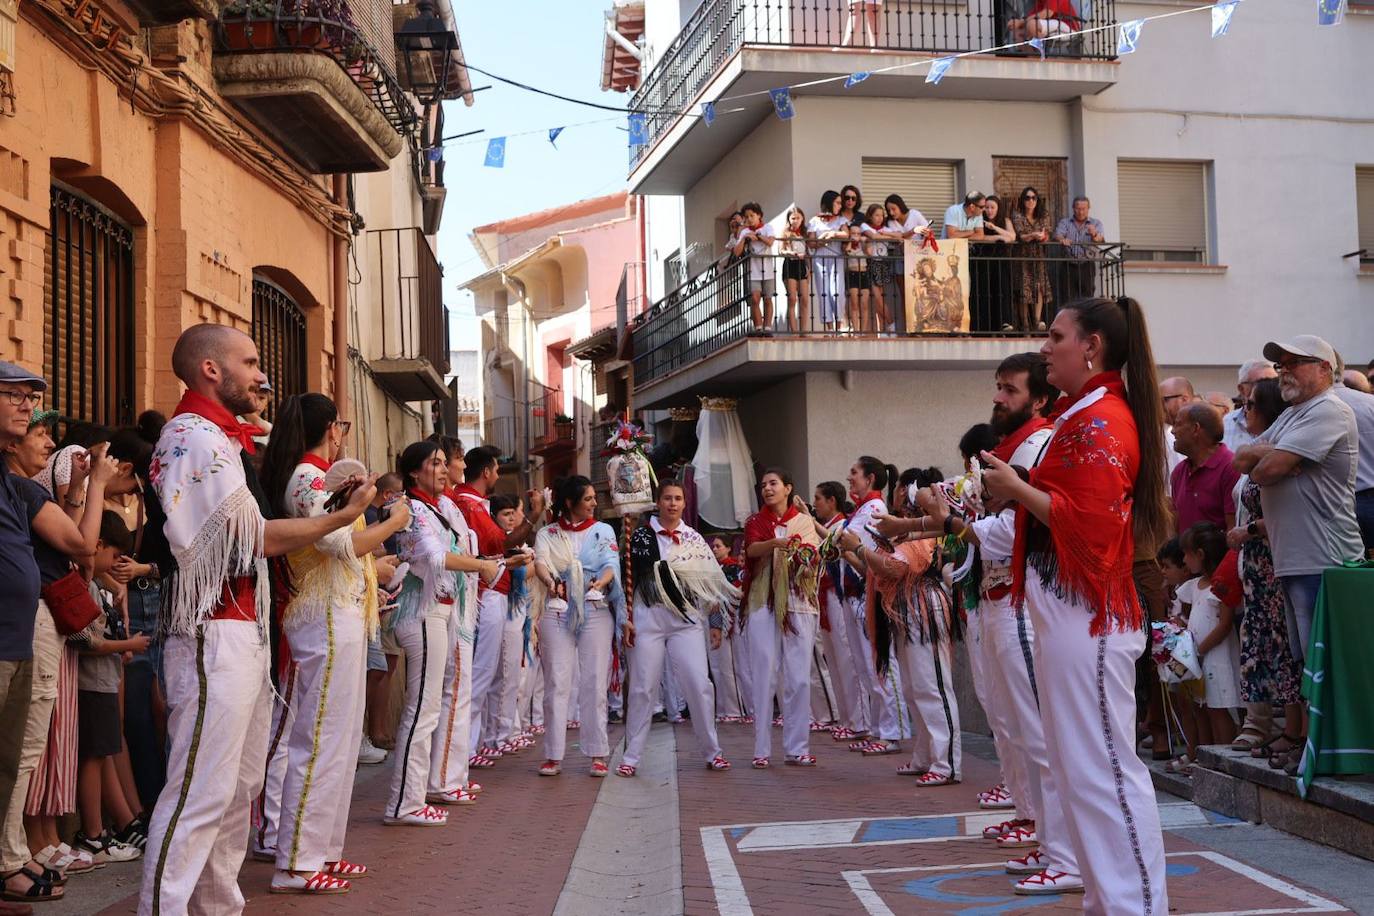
[
  {"x1": 865, "y1": 540, "x2": 960, "y2": 654},
  {"x1": 741, "y1": 507, "x2": 821, "y2": 631},
  {"x1": 391, "y1": 493, "x2": 468, "y2": 636},
  {"x1": 149, "y1": 411, "x2": 269, "y2": 639},
  {"x1": 629, "y1": 518, "x2": 740, "y2": 626},
  {"x1": 532, "y1": 521, "x2": 626, "y2": 639},
  {"x1": 1012, "y1": 372, "x2": 1143, "y2": 635}
]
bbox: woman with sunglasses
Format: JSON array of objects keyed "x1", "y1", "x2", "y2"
[{"x1": 1011, "y1": 187, "x2": 1053, "y2": 332}]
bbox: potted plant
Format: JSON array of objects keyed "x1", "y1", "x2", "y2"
[
  {"x1": 222, "y1": 0, "x2": 279, "y2": 51},
  {"x1": 554, "y1": 414, "x2": 575, "y2": 440}
]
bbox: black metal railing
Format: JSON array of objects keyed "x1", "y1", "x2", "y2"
[
  {"x1": 589, "y1": 420, "x2": 618, "y2": 487},
  {"x1": 45, "y1": 185, "x2": 136, "y2": 427},
  {"x1": 631, "y1": 243, "x2": 1124, "y2": 386},
  {"x1": 364, "y1": 227, "x2": 450, "y2": 377},
  {"x1": 631, "y1": 0, "x2": 1116, "y2": 164},
  {"x1": 484, "y1": 416, "x2": 518, "y2": 463},
  {"x1": 251, "y1": 276, "x2": 308, "y2": 417},
  {"x1": 215, "y1": 0, "x2": 417, "y2": 137}
]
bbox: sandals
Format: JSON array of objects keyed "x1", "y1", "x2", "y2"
[
  {"x1": 479, "y1": 745, "x2": 504, "y2": 760},
  {"x1": 983, "y1": 818, "x2": 1033, "y2": 841},
  {"x1": 1264, "y1": 734, "x2": 1302, "y2": 766},
  {"x1": 590, "y1": 761, "x2": 609, "y2": 778},
  {"x1": 861, "y1": 741, "x2": 900, "y2": 756},
  {"x1": 616, "y1": 764, "x2": 637, "y2": 778},
  {"x1": 751, "y1": 757, "x2": 770, "y2": 769},
  {"x1": 468, "y1": 754, "x2": 495, "y2": 769},
  {"x1": 915, "y1": 771, "x2": 956, "y2": 787},
  {"x1": 784, "y1": 754, "x2": 817, "y2": 767},
  {"x1": 426, "y1": 788, "x2": 478, "y2": 806},
  {"x1": 830, "y1": 727, "x2": 856, "y2": 741},
  {"x1": 1231, "y1": 727, "x2": 1269, "y2": 752},
  {"x1": 567, "y1": 720, "x2": 581, "y2": 730},
  {"x1": 269, "y1": 870, "x2": 351, "y2": 895},
  {"x1": 895, "y1": 764, "x2": 926, "y2": 776},
  {"x1": 706, "y1": 755, "x2": 731, "y2": 771},
  {"x1": 466, "y1": 781, "x2": 483, "y2": 794},
  {"x1": 1, "y1": 867, "x2": 63, "y2": 902},
  {"x1": 539, "y1": 760, "x2": 562, "y2": 777},
  {"x1": 809, "y1": 720, "x2": 831, "y2": 733},
  {"x1": 382, "y1": 805, "x2": 448, "y2": 827},
  {"x1": 771, "y1": 716, "x2": 784, "y2": 728},
  {"x1": 322, "y1": 860, "x2": 367, "y2": 878}
]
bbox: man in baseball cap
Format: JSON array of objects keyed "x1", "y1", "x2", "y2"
[{"x1": 1261, "y1": 335, "x2": 1338, "y2": 376}]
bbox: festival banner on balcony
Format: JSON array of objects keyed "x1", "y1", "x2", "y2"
[{"x1": 904, "y1": 238, "x2": 970, "y2": 334}]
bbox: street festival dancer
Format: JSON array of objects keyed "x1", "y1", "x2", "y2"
[{"x1": 138, "y1": 325, "x2": 373, "y2": 915}]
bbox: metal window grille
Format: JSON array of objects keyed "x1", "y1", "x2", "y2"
[
  {"x1": 44, "y1": 185, "x2": 135, "y2": 426},
  {"x1": 251, "y1": 276, "x2": 307, "y2": 418}
]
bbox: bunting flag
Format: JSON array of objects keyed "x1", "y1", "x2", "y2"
[
  {"x1": 701, "y1": 101, "x2": 716, "y2": 126},
  {"x1": 1317, "y1": 0, "x2": 1345, "y2": 25},
  {"x1": 628, "y1": 112, "x2": 648, "y2": 145},
  {"x1": 844, "y1": 71, "x2": 870, "y2": 88},
  {"x1": 1118, "y1": 19, "x2": 1145, "y2": 54},
  {"x1": 925, "y1": 57, "x2": 953, "y2": 85},
  {"x1": 483, "y1": 137, "x2": 506, "y2": 168},
  {"x1": 1028, "y1": 37, "x2": 1046, "y2": 59},
  {"x1": 548, "y1": 127, "x2": 564, "y2": 147},
  {"x1": 426, "y1": 146, "x2": 443, "y2": 162},
  {"x1": 769, "y1": 87, "x2": 795, "y2": 120},
  {"x1": 1211, "y1": 1, "x2": 1239, "y2": 37}
]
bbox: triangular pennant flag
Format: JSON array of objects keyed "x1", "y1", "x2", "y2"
[
  {"x1": 701, "y1": 101, "x2": 715, "y2": 126},
  {"x1": 1117, "y1": 19, "x2": 1144, "y2": 55},
  {"x1": 483, "y1": 137, "x2": 505, "y2": 168},
  {"x1": 1317, "y1": 0, "x2": 1345, "y2": 25},
  {"x1": 548, "y1": 127, "x2": 564, "y2": 147},
  {"x1": 844, "y1": 71, "x2": 870, "y2": 88},
  {"x1": 628, "y1": 112, "x2": 648, "y2": 146},
  {"x1": 925, "y1": 57, "x2": 953, "y2": 85},
  {"x1": 426, "y1": 146, "x2": 443, "y2": 162},
  {"x1": 1211, "y1": 1, "x2": 1239, "y2": 37},
  {"x1": 1028, "y1": 37, "x2": 1045, "y2": 59},
  {"x1": 769, "y1": 87, "x2": 795, "y2": 120}
]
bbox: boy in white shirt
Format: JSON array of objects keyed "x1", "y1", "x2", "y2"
[{"x1": 733, "y1": 202, "x2": 776, "y2": 335}]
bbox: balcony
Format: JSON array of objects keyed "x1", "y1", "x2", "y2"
[
  {"x1": 629, "y1": 0, "x2": 1117, "y2": 192},
  {"x1": 630, "y1": 243, "x2": 1123, "y2": 406},
  {"x1": 213, "y1": 0, "x2": 413, "y2": 173},
  {"x1": 484, "y1": 416, "x2": 519, "y2": 466},
  {"x1": 529, "y1": 392, "x2": 578, "y2": 459},
  {"x1": 364, "y1": 227, "x2": 451, "y2": 402}
]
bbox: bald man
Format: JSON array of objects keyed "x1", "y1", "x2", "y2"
[
  {"x1": 139, "y1": 324, "x2": 375, "y2": 914},
  {"x1": 1159, "y1": 376, "x2": 1197, "y2": 477}
]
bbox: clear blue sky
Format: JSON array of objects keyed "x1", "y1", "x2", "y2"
[{"x1": 437, "y1": 0, "x2": 630, "y2": 324}]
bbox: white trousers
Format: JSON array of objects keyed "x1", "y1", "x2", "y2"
[
  {"x1": 428, "y1": 618, "x2": 475, "y2": 794},
  {"x1": 985, "y1": 597, "x2": 1079, "y2": 876},
  {"x1": 517, "y1": 656, "x2": 543, "y2": 729},
  {"x1": 483, "y1": 605, "x2": 526, "y2": 745},
  {"x1": 1025, "y1": 574, "x2": 1168, "y2": 914},
  {"x1": 540, "y1": 602, "x2": 613, "y2": 761},
  {"x1": 660, "y1": 650, "x2": 686, "y2": 716},
  {"x1": 840, "y1": 594, "x2": 906, "y2": 739},
  {"x1": 707, "y1": 629, "x2": 748, "y2": 719},
  {"x1": 385, "y1": 614, "x2": 448, "y2": 818},
  {"x1": 742, "y1": 611, "x2": 818, "y2": 759},
  {"x1": 967, "y1": 605, "x2": 1024, "y2": 804},
  {"x1": 895, "y1": 634, "x2": 961, "y2": 779},
  {"x1": 139, "y1": 621, "x2": 271, "y2": 916},
  {"x1": 275, "y1": 609, "x2": 366, "y2": 872},
  {"x1": 252, "y1": 663, "x2": 295, "y2": 856},
  {"x1": 820, "y1": 592, "x2": 864, "y2": 731},
  {"x1": 624, "y1": 604, "x2": 721, "y2": 768},
  {"x1": 468, "y1": 590, "x2": 508, "y2": 750}
]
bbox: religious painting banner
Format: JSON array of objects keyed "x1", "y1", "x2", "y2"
[{"x1": 903, "y1": 238, "x2": 970, "y2": 334}]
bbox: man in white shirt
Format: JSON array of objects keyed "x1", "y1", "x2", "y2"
[
  {"x1": 1223, "y1": 360, "x2": 1277, "y2": 452},
  {"x1": 734, "y1": 202, "x2": 776, "y2": 336},
  {"x1": 943, "y1": 192, "x2": 987, "y2": 240}
]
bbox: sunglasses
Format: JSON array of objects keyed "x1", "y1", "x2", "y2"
[{"x1": 1274, "y1": 357, "x2": 1321, "y2": 372}]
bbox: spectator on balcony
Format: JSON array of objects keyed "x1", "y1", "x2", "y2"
[
  {"x1": 942, "y1": 192, "x2": 986, "y2": 241},
  {"x1": 808, "y1": 191, "x2": 849, "y2": 334},
  {"x1": 1054, "y1": 197, "x2": 1104, "y2": 301},
  {"x1": 718, "y1": 211, "x2": 746, "y2": 275},
  {"x1": 859, "y1": 205, "x2": 896, "y2": 333},
  {"x1": 1224, "y1": 360, "x2": 1278, "y2": 452},
  {"x1": 883, "y1": 195, "x2": 932, "y2": 242},
  {"x1": 1011, "y1": 186, "x2": 1053, "y2": 332},
  {"x1": 1170, "y1": 402, "x2": 1241, "y2": 532},
  {"x1": 779, "y1": 206, "x2": 811, "y2": 335},
  {"x1": 842, "y1": 0, "x2": 884, "y2": 47},
  {"x1": 733, "y1": 203, "x2": 776, "y2": 336},
  {"x1": 972, "y1": 194, "x2": 1016, "y2": 332},
  {"x1": 840, "y1": 186, "x2": 868, "y2": 333},
  {"x1": 1008, "y1": 0, "x2": 1083, "y2": 44}
]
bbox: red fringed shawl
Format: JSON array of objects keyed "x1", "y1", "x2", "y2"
[{"x1": 1012, "y1": 371, "x2": 1143, "y2": 635}]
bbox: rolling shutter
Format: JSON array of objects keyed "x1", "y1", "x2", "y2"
[
  {"x1": 1357, "y1": 167, "x2": 1374, "y2": 257},
  {"x1": 1117, "y1": 160, "x2": 1208, "y2": 257},
  {"x1": 861, "y1": 158, "x2": 958, "y2": 236}
]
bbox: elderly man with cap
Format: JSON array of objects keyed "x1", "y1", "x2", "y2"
[{"x1": 1234, "y1": 334, "x2": 1364, "y2": 776}]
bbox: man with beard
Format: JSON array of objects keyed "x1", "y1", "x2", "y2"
[{"x1": 138, "y1": 325, "x2": 374, "y2": 916}]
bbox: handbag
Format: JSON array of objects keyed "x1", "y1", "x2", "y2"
[{"x1": 41, "y1": 567, "x2": 103, "y2": 636}]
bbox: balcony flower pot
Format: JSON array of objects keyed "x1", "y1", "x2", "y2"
[
  {"x1": 222, "y1": 19, "x2": 278, "y2": 50},
  {"x1": 554, "y1": 415, "x2": 574, "y2": 440}
]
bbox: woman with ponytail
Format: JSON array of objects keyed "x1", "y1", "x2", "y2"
[
  {"x1": 531, "y1": 476, "x2": 624, "y2": 777},
  {"x1": 980, "y1": 297, "x2": 1169, "y2": 908},
  {"x1": 255, "y1": 395, "x2": 412, "y2": 892}
]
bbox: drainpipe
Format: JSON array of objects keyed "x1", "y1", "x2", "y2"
[
  {"x1": 331, "y1": 175, "x2": 350, "y2": 422},
  {"x1": 604, "y1": 16, "x2": 644, "y2": 60}
]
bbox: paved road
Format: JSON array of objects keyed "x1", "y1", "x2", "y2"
[{"x1": 46, "y1": 722, "x2": 1374, "y2": 915}]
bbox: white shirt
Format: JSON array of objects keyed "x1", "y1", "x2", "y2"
[
  {"x1": 741, "y1": 224, "x2": 776, "y2": 280},
  {"x1": 807, "y1": 214, "x2": 848, "y2": 256},
  {"x1": 859, "y1": 223, "x2": 891, "y2": 257},
  {"x1": 971, "y1": 427, "x2": 1054, "y2": 580},
  {"x1": 1222, "y1": 408, "x2": 1255, "y2": 452},
  {"x1": 886, "y1": 209, "x2": 929, "y2": 238}
]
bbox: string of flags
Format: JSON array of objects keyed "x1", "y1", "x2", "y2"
[{"x1": 465, "y1": 0, "x2": 1346, "y2": 169}]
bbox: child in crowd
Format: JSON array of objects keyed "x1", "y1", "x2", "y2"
[
  {"x1": 72, "y1": 512, "x2": 151, "y2": 865},
  {"x1": 734, "y1": 202, "x2": 777, "y2": 335},
  {"x1": 488, "y1": 494, "x2": 541, "y2": 740},
  {"x1": 859, "y1": 204, "x2": 895, "y2": 333},
  {"x1": 778, "y1": 206, "x2": 811, "y2": 335},
  {"x1": 1156, "y1": 536, "x2": 1202, "y2": 768},
  {"x1": 1180, "y1": 523, "x2": 1242, "y2": 754}
]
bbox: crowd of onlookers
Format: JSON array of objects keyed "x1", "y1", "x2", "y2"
[
  {"x1": 1146, "y1": 339, "x2": 1374, "y2": 776},
  {"x1": 717, "y1": 186, "x2": 1109, "y2": 338}
]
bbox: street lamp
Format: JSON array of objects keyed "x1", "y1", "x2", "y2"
[{"x1": 395, "y1": 0, "x2": 458, "y2": 104}]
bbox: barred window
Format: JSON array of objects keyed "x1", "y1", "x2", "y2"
[{"x1": 251, "y1": 276, "x2": 307, "y2": 419}]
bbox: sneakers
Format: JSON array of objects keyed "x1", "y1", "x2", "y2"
[
  {"x1": 113, "y1": 816, "x2": 148, "y2": 851},
  {"x1": 358, "y1": 735, "x2": 387, "y2": 766},
  {"x1": 1005, "y1": 849, "x2": 1047, "y2": 875},
  {"x1": 1014, "y1": 869, "x2": 1084, "y2": 895},
  {"x1": 73, "y1": 830, "x2": 140, "y2": 864},
  {"x1": 994, "y1": 825, "x2": 1039, "y2": 848}
]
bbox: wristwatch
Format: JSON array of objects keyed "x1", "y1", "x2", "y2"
[{"x1": 1246, "y1": 521, "x2": 1259, "y2": 537}]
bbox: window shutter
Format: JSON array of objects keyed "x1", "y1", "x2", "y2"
[
  {"x1": 1117, "y1": 160, "x2": 1207, "y2": 253},
  {"x1": 1357, "y1": 167, "x2": 1374, "y2": 256},
  {"x1": 861, "y1": 158, "x2": 958, "y2": 236}
]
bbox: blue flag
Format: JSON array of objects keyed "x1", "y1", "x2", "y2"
[
  {"x1": 769, "y1": 87, "x2": 795, "y2": 120},
  {"x1": 925, "y1": 57, "x2": 953, "y2": 85},
  {"x1": 1117, "y1": 19, "x2": 1144, "y2": 55},
  {"x1": 1211, "y1": 1, "x2": 1238, "y2": 37},
  {"x1": 628, "y1": 113, "x2": 648, "y2": 146},
  {"x1": 1317, "y1": 0, "x2": 1344, "y2": 25},
  {"x1": 701, "y1": 101, "x2": 715, "y2": 126},
  {"x1": 483, "y1": 137, "x2": 505, "y2": 168},
  {"x1": 844, "y1": 71, "x2": 870, "y2": 88},
  {"x1": 426, "y1": 146, "x2": 443, "y2": 162},
  {"x1": 1028, "y1": 37, "x2": 1045, "y2": 59},
  {"x1": 548, "y1": 127, "x2": 564, "y2": 147}
]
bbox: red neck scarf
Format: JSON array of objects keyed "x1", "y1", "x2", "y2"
[
  {"x1": 558, "y1": 517, "x2": 596, "y2": 532},
  {"x1": 408, "y1": 486, "x2": 442, "y2": 511},
  {"x1": 175, "y1": 391, "x2": 264, "y2": 455},
  {"x1": 657, "y1": 526, "x2": 682, "y2": 545},
  {"x1": 851, "y1": 490, "x2": 882, "y2": 507},
  {"x1": 991, "y1": 416, "x2": 1052, "y2": 464},
  {"x1": 1012, "y1": 370, "x2": 1142, "y2": 635},
  {"x1": 300, "y1": 453, "x2": 332, "y2": 473}
]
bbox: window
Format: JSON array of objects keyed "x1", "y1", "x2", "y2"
[
  {"x1": 861, "y1": 158, "x2": 958, "y2": 236},
  {"x1": 1357, "y1": 166, "x2": 1374, "y2": 264},
  {"x1": 44, "y1": 185, "x2": 135, "y2": 426},
  {"x1": 251, "y1": 276, "x2": 307, "y2": 419},
  {"x1": 1117, "y1": 160, "x2": 1209, "y2": 263}
]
